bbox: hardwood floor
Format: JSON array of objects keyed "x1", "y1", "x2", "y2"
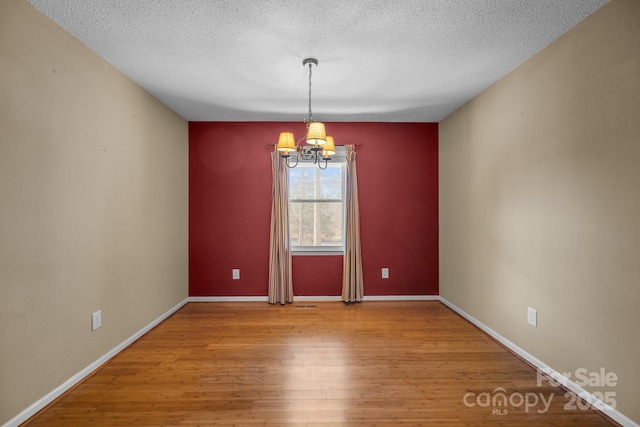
[{"x1": 24, "y1": 301, "x2": 617, "y2": 426}]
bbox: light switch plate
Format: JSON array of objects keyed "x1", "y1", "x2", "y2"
[
  {"x1": 527, "y1": 307, "x2": 537, "y2": 327},
  {"x1": 92, "y1": 310, "x2": 102, "y2": 331}
]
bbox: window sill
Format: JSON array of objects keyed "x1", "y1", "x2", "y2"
[{"x1": 292, "y1": 250, "x2": 344, "y2": 256}]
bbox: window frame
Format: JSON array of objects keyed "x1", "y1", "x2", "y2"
[{"x1": 288, "y1": 147, "x2": 346, "y2": 256}]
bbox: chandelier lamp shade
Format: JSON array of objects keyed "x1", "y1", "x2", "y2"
[
  {"x1": 276, "y1": 58, "x2": 334, "y2": 170},
  {"x1": 306, "y1": 122, "x2": 327, "y2": 147},
  {"x1": 276, "y1": 132, "x2": 296, "y2": 155},
  {"x1": 322, "y1": 136, "x2": 336, "y2": 157}
]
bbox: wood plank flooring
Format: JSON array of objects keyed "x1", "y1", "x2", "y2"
[{"x1": 24, "y1": 301, "x2": 618, "y2": 426}]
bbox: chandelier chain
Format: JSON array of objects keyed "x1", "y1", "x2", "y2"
[{"x1": 307, "y1": 62, "x2": 313, "y2": 122}]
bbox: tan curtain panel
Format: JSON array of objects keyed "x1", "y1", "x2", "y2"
[
  {"x1": 342, "y1": 144, "x2": 364, "y2": 303},
  {"x1": 268, "y1": 151, "x2": 293, "y2": 304}
]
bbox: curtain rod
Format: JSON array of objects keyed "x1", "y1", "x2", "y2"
[{"x1": 265, "y1": 143, "x2": 363, "y2": 148}]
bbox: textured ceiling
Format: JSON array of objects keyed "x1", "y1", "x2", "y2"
[{"x1": 27, "y1": 0, "x2": 607, "y2": 122}]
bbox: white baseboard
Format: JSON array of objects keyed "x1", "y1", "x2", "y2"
[
  {"x1": 190, "y1": 296, "x2": 343, "y2": 303},
  {"x1": 288, "y1": 295, "x2": 439, "y2": 302},
  {"x1": 364, "y1": 295, "x2": 440, "y2": 301},
  {"x1": 3, "y1": 298, "x2": 189, "y2": 427},
  {"x1": 189, "y1": 296, "x2": 269, "y2": 302},
  {"x1": 295, "y1": 295, "x2": 439, "y2": 302},
  {"x1": 188, "y1": 295, "x2": 440, "y2": 302},
  {"x1": 438, "y1": 297, "x2": 638, "y2": 427},
  {"x1": 295, "y1": 296, "x2": 342, "y2": 301}
]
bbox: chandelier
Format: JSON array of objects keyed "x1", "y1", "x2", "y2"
[{"x1": 276, "y1": 58, "x2": 336, "y2": 169}]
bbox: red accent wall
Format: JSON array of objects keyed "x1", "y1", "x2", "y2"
[{"x1": 189, "y1": 122, "x2": 438, "y2": 297}]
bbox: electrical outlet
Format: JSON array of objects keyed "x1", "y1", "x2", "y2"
[
  {"x1": 91, "y1": 310, "x2": 102, "y2": 331},
  {"x1": 381, "y1": 268, "x2": 389, "y2": 279},
  {"x1": 232, "y1": 269, "x2": 240, "y2": 280},
  {"x1": 527, "y1": 307, "x2": 537, "y2": 327}
]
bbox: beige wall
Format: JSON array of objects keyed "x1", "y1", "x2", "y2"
[
  {"x1": 439, "y1": 0, "x2": 639, "y2": 423},
  {"x1": 0, "y1": 1, "x2": 189, "y2": 424}
]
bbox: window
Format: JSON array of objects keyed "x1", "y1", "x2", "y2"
[{"x1": 289, "y1": 150, "x2": 345, "y2": 254}]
